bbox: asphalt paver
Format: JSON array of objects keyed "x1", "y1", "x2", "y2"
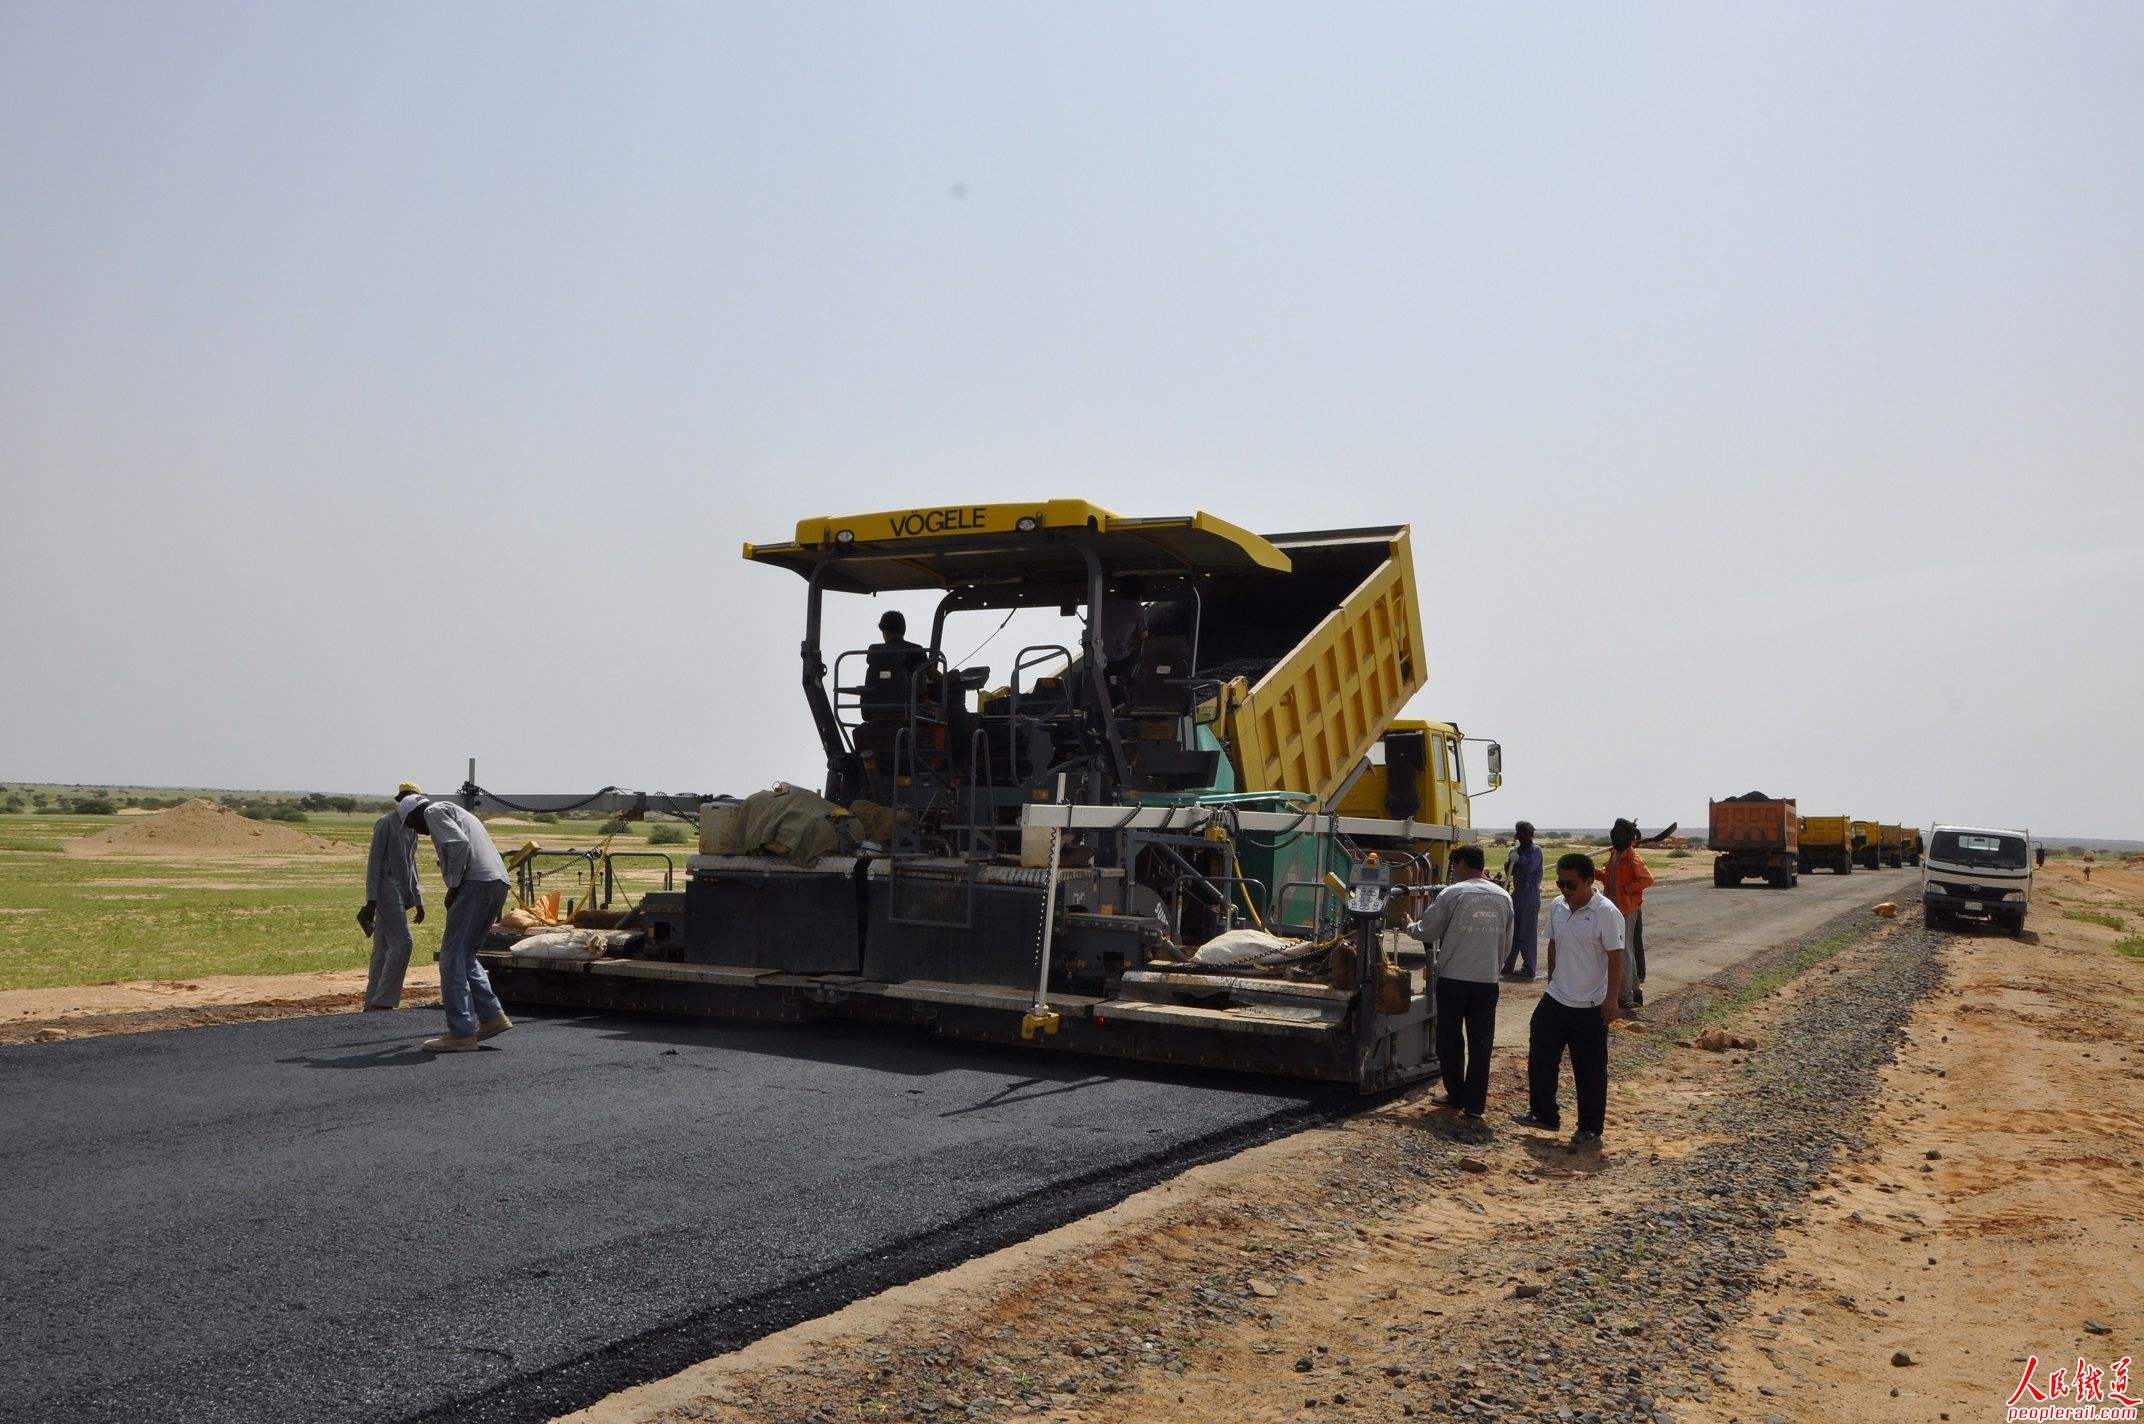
[{"x1": 1, "y1": 1010, "x2": 1333, "y2": 1422}]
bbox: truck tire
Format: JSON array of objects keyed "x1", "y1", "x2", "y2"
[
  {"x1": 1797, "y1": 854, "x2": 1812, "y2": 875},
  {"x1": 1927, "y1": 905, "x2": 1950, "y2": 930},
  {"x1": 1837, "y1": 853, "x2": 1852, "y2": 874},
  {"x1": 2006, "y1": 911, "x2": 2028, "y2": 937},
  {"x1": 1713, "y1": 860, "x2": 1732, "y2": 888}
]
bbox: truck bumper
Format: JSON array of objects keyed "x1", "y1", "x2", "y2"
[{"x1": 1923, "y1": 891, "x2": 2024, "y2": 920}]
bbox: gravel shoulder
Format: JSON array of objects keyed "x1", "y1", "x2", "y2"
[
  {"x1": 1685, "y1": 858, "x2": 2144, "y2": 1423},
  {"x1": 569, "y1": 887, "x2": 1942, "y2": 1424}
]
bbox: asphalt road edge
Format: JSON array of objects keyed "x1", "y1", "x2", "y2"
[{"x1": 405, "y1": 1085, "x2": 1349, "y2": 1424}]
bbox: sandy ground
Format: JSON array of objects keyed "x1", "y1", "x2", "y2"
[
  {"x1": 1685, "y1": 858, "x2": 2144, "y2": 1423},
  {"x1": 0, "y1": 968, "x2": 440, "y2": 1044},
  {"x1": 564, "y1": 868, "x2": 2136, "y2": 1424}
]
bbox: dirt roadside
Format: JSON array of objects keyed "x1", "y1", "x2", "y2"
[
  {"x1": 568, "y1": 870, "x2": 2140, "y2": 1424},
  {"x1": 0, "y1": 969, "x2": 440, "y2": 1044},
  {"x1": 1685, "y1": 859, "x2": 2144, "y2": 1423}
]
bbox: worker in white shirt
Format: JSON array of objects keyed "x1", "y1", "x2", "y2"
[
  {"x1": 1511, "y1": 851, "x2": 1624, "y2": 1152},
  {"x1": 400, "y1": 794, "x2": 514, "y2": 1053},
  {"x1": 1405, "y1": 843, "x2": 1513, "y2": 1119}
]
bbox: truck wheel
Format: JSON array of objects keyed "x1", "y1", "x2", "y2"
[
  {"x1": 1927, "y1": 906, "x2": 1949, "y2": 930},
  {"x1": 2007, "y1": 912, "x2": 2028, "y2": 937},
  {"x1": 1788, "y1": 869, "x2": 1800, "y2": 887},
  {"x1": 1797, "y1": 855, "x2": 1812, "y2": 875},
  {"x1": 1713, "y1": 860, "x2": 1731, "y2": 888},
  {"x1": 1837, "y1": 853, "x2": 1852, "y2": 874}
]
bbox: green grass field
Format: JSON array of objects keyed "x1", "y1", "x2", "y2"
[{"x1": 0, "y1": 811, "x2": 690, "y2": 993}]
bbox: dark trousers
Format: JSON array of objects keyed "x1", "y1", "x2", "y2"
[
  {"x1": 1433, "y1": 976, "x2": 1499, "y2": 1113},
  {"x1": 1527, "y1": 995, "x2": 1608, "y2": 1135},
  {"x1": 1503, "y1": 891, "x2": 1540, "y2": 977},
  {"x1": 1630, "y1": 907, "x2": 1646, "y2": 982}
]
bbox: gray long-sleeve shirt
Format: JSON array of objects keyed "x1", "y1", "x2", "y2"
[
  {"x1": 1407, "y1": 876, "x2": 1515, "y2": 984},
  {"x1": 363, "y1": 810, "x2": 423, "y2": 907},
  {"x1": 420, "y1": 800, "x2": 509, "y2": 889}
]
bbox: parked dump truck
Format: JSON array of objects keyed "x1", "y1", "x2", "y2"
[
  {"x1": 1852, "y1": 819, "x2": 1881, "y2": 870},
  {"x1": 1711, "y1": 793, "x2": 1799, "y2": 887},
  {"x1": 467, "y1": 502, "x2": 1500, "y2": 1091},
  {"x1": 1898, "y1": 826, "x2": 1923, "y2": 866},
  {"x1": 1797, "y1": 815, "x2": 1855, "y2": 875}
]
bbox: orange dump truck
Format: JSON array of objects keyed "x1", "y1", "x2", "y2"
[{"x1": 1711, "y1": 793, "x2": 1800, "y2": 888}]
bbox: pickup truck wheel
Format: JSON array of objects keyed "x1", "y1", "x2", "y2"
[
  {"x1": 1927, "y1": 906, "x2": 1950, "y2": 930},
  {"x1": 2007, "y1": 912, "x2": 2028, "y2": 937}
]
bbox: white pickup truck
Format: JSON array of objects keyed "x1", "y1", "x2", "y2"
[{"x1": 1921, "y1": 825, "x2": 2033, "y2": 935}]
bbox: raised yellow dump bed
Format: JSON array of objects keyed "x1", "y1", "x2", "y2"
[{"x1": 1222, "y1": 528, "x2": 1425, "y2": 804}]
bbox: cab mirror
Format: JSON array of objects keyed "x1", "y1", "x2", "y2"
[{"x1": 1487, "y1": 742, "x2": 1503, "y2": 787}]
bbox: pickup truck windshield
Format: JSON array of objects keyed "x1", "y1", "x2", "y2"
[{"x1": 1930, "y1": 830, "x2": 2027, "y2": 870}]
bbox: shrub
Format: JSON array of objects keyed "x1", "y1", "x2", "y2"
[
  {"x1": 2116, "y1": 936, "x2": 2144, "y2": 961},
  {"x1": 1666, "y1": 848, "x2": 1690, "y2": 859},
  {"x1": 646, "y1": 822, "x2": 689, "y2": 846},
  {"x1": 267, "y1": 805, "x2": 309, "y2": 823},
  {"x1": 531, "y1": 811, "x2": 561, "y2": 824},
  {"x1": 598, "y1": 816, "x2": 633, "y2": 836},
  {"x1": 2069, "y1": 909, "x2": 2128, "y2": 932},
  {"x1": 70, "y1": 796, "x2": 117, "y2": 815}
]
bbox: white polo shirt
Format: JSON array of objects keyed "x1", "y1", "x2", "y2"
[{"x1": 1546, "y1": 887, "x2": 1626, "y2": 1009}]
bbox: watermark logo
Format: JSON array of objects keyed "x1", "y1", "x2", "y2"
[{"x1": 2006, "y1": 1355, "x2": 2138, "y2": 1422}]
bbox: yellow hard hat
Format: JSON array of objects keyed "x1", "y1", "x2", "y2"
[{"x1": 397, "y1": 780, "x2": 422, "y2": 796}]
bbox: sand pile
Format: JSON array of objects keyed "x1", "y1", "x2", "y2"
[{"x1": 65, "y1": 799, "x2": 358, "y2": 858}]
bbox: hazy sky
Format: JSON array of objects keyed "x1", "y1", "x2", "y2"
[{"x1": 3, "y1": 3, "x2": 2139, "y2": 835}]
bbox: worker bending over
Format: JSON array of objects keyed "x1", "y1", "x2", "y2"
[
  {"x1": 400, "y1": 794, "x2": 513, "y2": 1053},
  {"x1": 1406, "y1": 843, "x2": 1513, "y2": 1120},
  {"x1": 356, "y1": 780, "x2": 427, "y2": 1010}
]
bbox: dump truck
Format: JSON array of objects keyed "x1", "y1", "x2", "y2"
[
  {"x1": 1711, "y1": 793, "x2": 1799, "y2": 887},
  {"x1": 1878, "y1": 823, "x2": 1906, "y2": 868},
  {"x1": 1797, "y1": 815, "x2": 1855, "y2": 875},
  {"x1": 1899, "y1": 826, "x2": 1923, "y2": 866},
  {"x1": 467, "y1": 502, "x2": 1500, "y2": 1091},
  {"x1": 1852, "y1": 819, "x2": 1881, "y2": 870}
]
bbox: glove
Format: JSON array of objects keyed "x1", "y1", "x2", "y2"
[
  {"x1": 412, "y1": 904, "x2": 425, "y2": 925},
  {"x1": 356, "y1": 902, "x2": 377, "y2": 937},
  {"x1": 445, "y1": 883, "x2": 461, "y2": 911}
]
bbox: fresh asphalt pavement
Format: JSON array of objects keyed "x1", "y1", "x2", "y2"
[
  {"x1": 1, "y1": 1011, "x2": 1334, "y2": 1423},
  {"x1": 1, "y1": 868, "x2": 1918, "y2": 1424}
]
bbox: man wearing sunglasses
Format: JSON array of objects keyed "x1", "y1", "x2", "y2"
[{"x1": 1512, "y1": 852, "x2": 1624, "y2": 1151}]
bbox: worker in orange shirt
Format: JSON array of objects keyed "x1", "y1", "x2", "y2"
[{"x1": 1600, "y1": 818, "x2": 1655, "y2": 1010}]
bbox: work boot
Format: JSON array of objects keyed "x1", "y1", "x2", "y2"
[
  {"x1": 476, "y1": 1012, "x2": 513, "y2": 1042},
  {"x1": 1569, "y1": 1131, "x2": 1603, "y2": 1154},
  {"x1": 422, "y1": 1034, "x2": 481, "y2": 1053},
  {"x1": 1509, "y1": 1112, "x2": 1556, "y2": 1131}
]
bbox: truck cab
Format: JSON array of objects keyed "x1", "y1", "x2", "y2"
[{"x1": 1922, "y1": 825, "x2": 2032, "y2": 935}]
